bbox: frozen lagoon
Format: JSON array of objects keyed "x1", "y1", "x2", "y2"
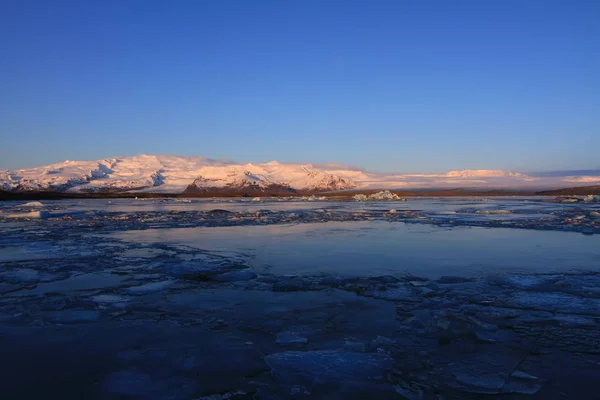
[{"x1": 1, "y1": 197, "x2": 600, "y2": 399}]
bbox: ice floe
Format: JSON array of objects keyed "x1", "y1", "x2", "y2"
[{"x1": 6, "y1": 211, "x2": 50, "y2": 219}]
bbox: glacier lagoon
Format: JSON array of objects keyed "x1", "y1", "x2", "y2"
[{"x1": 1, "y1": 197, "x2": 600, "y2": 399}]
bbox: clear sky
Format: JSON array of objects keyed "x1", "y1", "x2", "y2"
[{"x1": 1, "y1": 0, "x2": 599, "y2": 173}]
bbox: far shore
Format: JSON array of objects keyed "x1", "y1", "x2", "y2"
[{"x1": 1, "y1": 185, "x2": 599, "y2": 201}]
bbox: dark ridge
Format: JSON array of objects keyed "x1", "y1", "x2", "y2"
[{"x1": 536, "y1": 185, "x2": 600, "y2": 196}]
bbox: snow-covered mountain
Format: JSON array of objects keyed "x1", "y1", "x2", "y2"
[
  {"x1": 0, "y1": 155, "x2": 357, "y2": 194},
  {"x1": 1, "y1": 154, "x2": 599, "y2": 194}
]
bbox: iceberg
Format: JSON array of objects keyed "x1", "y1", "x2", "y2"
[{"x1": 353, "y1": 190, "x2": 407, "y2": 201}]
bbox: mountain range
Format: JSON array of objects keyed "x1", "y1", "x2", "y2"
[{"x1": 1, "y1": 154, "x2": 599, "y2": 195}]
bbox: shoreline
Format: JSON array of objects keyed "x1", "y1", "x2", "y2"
[{"x1": 1, "y1": 184, "x2": 599, "y2": 201}]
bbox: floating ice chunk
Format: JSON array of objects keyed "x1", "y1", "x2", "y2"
[
  {"x1": 125, "y1": 280, "x2": 174, "y2": 295},
  {"x1": 584, "y1": 195, "x2": 599, "y2": 203},
  {"x1": 560, "y1": 197, "x2": 580, "y2": 203},
  {"x1": 20, "y1": 201, "x2": 44, "y2": 207},
  {"x1": 5, "y1": 211, "x2": 50, "y2": 219},
  {"x1": 301, "y1": 195, "x2": 327, "y2": 201},
  {"x1": 353, "y1": 191, "x2": 407, "y2": 201},
  {"x1": 370, "y1": 190, "x2": 403, "y2": 200}
]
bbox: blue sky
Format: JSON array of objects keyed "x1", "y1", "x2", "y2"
[{"x1": 1, "y1": 0, "x2": 599, "y2": 173}]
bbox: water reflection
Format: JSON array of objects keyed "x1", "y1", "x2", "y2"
[{"x1": 112, "y1": 221, "x2": 600, "y2": 278}]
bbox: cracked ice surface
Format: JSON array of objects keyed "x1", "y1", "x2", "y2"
[{"x1": 1, "y1": 197, "x2": 600, "y2": 399}]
